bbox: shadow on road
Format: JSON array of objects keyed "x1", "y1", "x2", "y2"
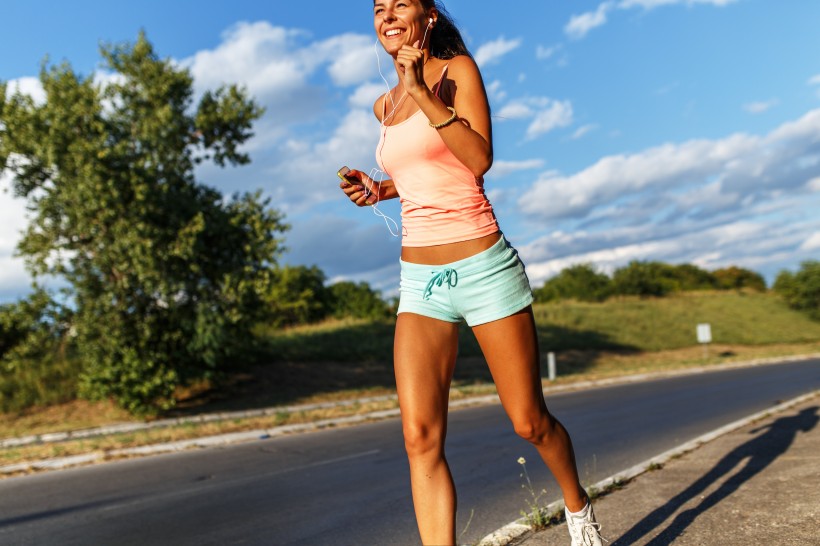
[{"x1": 611, "y1": 405, "x2": 819, "y2": 545}]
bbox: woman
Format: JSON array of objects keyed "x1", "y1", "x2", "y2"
[{"x1": 339, "y1": 2, "x2": 604, "y2": 545}]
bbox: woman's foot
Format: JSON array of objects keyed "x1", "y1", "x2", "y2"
[{"x1": 564, "y1": 502, "x2": 604, "y2": 546}]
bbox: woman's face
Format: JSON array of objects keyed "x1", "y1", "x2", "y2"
[{"x1": 373, "y1": 0, "x2": 435, "y2": 56}]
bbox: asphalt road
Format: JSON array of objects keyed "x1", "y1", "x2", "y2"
[{"x1": 0, "y1": 358, "x2": 817, "y2": 546}]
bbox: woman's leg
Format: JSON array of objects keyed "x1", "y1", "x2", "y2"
[
  {"x1": 471, "y1": 306, "x2": 588, "y2": 512},
  {"x1": 394, "y1": 312, "x2": 460, "y2": 545}
]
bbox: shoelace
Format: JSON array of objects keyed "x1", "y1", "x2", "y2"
[
  {"x1": 581, "y1": 520, "x2": 606, "y2": 545},
  {"x1": 423, "y1": 268, "x2": 458, "y2": 300}
]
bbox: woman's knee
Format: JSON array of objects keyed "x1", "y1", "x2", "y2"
[
  {"x1": 403, "y1": 421, "x2": 446, "y2": 459},
  {"x1": 512, "y1": 412, "x2": 557, "y2": 445}
]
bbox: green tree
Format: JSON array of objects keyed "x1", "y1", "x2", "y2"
[
  {"x1": 713, "y1": 266, "x2": 767, "y2": 291},
  {"x1": 612, "y1": 261, "x2": 676, "y2": 297},
  {"x1": 0, "y1": 34, "x2": 286, "y2": 413},
  {"x1": 773, "y1": 261, "x2": 820, "y2": 320},
  {"x1": 533, "y1": 263, "x2": 612, "y2": 303},
  {"x1": 266, "y1": 265, "x2": 332, "y2": 327},
  {"x1": 329, "y1": 281, "x2": 391, "y2": 320},
  {"x1": 669, "y1": 264, "x2": 717, "y2": 291}
]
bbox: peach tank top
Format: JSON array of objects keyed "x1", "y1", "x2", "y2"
[{"x1": 376, "y1": 67, "x2": 498, "y2": 247}]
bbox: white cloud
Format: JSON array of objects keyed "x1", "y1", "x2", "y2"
[
  {"x1": 807, "y1": 177, "x2": 820, "y2": 192},
  {"x1": 536, "y1": 44, "x2": 562, "y2": 60},
  {"x1": 0, "y1": 174, "x2": 31, "y2": 302},
  {"x1": 4, "y1": 77, "x2": 45, "y2": 104},
  {"x1": 349, "y1": 82, "x2": 385, "y2": 109},
  {"x1": 496, "y1": 97, "x2": 574, "y2": 139},
  {"x1": 183, "y1": 22, "x2": 375, "y2": 129},
  {"x1": 519, "y1": 108, "x2": 820, "y2": 221},
  {"x1": 571, "y1": 124, "x2": 598, "y2": 140},
  {"x1": 526, "y1": 100, "x2": 574, "y2": 139},
  {"x1": 474, "y1": 36, "x2": 522, "y2": 67},
  {"x1": 809, "y1": 74, "x2": 820, "y2": 86},
  {"x1": 620, "y1": 0, "x2": 738, "y2": 8},
  {"x1": 565, "y1": 2, "x2": 615, "y2": 40},
  {"x1": 567, "y1": 0, "x2": 738, "y2": 40},
  {"x1": 743, "y1": 99, "x2": 778, "y2": 114},
  {"x1": 800, "y1": 232, "x2": 820, "y2": 251},
  {"x1": 486, "y1": 79, "x2": 506, "y2": 102},
  {"x1": 488, "y1": 159, "x2": 546, "y2": 179}
]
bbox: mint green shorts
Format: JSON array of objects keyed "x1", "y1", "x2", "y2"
[{"x1": 397, "y1": 235, "x2": 534, "y2": 326}]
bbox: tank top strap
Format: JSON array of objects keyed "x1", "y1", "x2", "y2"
[{"x1": 433, "y1": 64, "x2": 449, "y2": 98}]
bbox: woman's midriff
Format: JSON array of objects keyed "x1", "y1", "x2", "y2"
[{"x1": 400, "y1": 231, "x2": 501, "y2": 265}]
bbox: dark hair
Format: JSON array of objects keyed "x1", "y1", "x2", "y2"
[{"x1": 420, "y1": 1, "x2": 472, "y2": 59}]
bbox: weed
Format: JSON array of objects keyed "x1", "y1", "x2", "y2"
[
  {"x1": 646, "y1": 461, "x2": 664, "y2": 472},
  {"x1": 517, "y1": 457, "x2": 551, "y2": 530}
]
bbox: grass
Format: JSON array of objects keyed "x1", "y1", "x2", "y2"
[{"x1": 1, "y1": 291, "x2": 819, "y2": 467}]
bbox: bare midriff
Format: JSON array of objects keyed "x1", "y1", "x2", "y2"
[{"x1": 400, "y1": 231, "x2": 501, "y2": 265}]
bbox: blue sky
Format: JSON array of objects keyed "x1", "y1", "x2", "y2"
[{"x1": 2, "y1": 0, "x2": 820, "y2": 302}]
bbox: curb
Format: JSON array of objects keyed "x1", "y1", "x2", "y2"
[
  {"x1": 2, "y1": 354, "x2": 817, "y2": 477},
  {"x1": 3, "y1": 352, "x2": 817, "y2": 451},
  {"x1": 474, "y1": 389, "x2": 820, "y2": 546}
]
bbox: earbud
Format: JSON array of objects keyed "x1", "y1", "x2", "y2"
[{"x1": 428, "y1": 18, "x2": 434, "y2": 26}]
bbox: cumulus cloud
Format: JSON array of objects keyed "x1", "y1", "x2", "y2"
[
  {"x1": 567, "y1": 0, "x2": 738, "y2": 39},
  {"x1": 0, "y1": 174, "x2": 31, "y2": 302},
  {"x1": 474, "y1": 36, "x2": 522, "y2": 67},
  {"x1": 4, "y1": 77, "x2": 45, "y2": 104},
  {"x1": 488, "y1": 159, "x2": 546, "y2": 179},
  {"x1": 519, "y1": 108, "x2": 820, "y2": 221},
  {"x1": 496, "y1": 97, "x2": 574, "y2": 139},
  {"x1": 513, "y1": 108, "x2": 820, "y2": 284},
  {"x1": 800, "y1": 232, "x2": 820, "y2": 251},
  {"x1": 743, "y1": 99, "x2": 778, "y2": 114},
  {"x1": 565, "y1": 3, "x2": 615, "y2": 40},
  {"x1": 183, "y1": 22, "x2": 376, "y2": 130}
]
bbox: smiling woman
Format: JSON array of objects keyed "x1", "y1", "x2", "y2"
[{"x1": 336, "y1": 2, "x2": 605, "y2": 545}]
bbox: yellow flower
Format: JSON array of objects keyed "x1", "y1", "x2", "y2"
[{"x1": 517, "y1": 457, "x2": 526, "y2": 465}]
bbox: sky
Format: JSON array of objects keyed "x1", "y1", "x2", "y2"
[{"x1": 2, "y1": 0, "x2": 820, "y2": 303}]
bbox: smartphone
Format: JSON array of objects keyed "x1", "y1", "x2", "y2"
[{"x1": 337, "y1": 166, "x2": 355, "y2": 184}]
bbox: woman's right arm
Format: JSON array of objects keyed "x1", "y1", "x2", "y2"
[{"x1": 340, "y1": 169, "x2": 398, "y2": 206}]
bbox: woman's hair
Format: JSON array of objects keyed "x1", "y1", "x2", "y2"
[{"x1": 420, "y1": 1, "x2": 471, "y2": 59}]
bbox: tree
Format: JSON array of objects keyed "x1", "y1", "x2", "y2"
[
  {"x1": 612, "y1": 261, "x2": 676, "y2": 297},
  {"x1": 669, "y1": 264, "x2": 717, "y2": 291},
  {"x1": 0, "y1": 34, "x2": 286, "y2": 413},
  {"x1": 773, "y1": 261, "x2": 820, "y2": 320},
  {"x1": 713, "y1": 266, "x2": 767, "y2": 292},
  {"x1": 265, "y1": 265, "x2": 332, "y2": 327},
  {"x1": 329, "y1": 281, "x2": 391, "y2": 320},
  {"x1": 533, "y1": 263, "x2": 612, "y2": 303}
]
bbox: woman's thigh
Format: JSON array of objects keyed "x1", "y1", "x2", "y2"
[
  {"x1": 471, "y1": 306, "x2": 548, "y2": 421},
  {"x1": 394, "y1": 313, "x2": 460, "y2": 441}
]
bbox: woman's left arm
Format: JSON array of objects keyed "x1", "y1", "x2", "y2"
[{"x1": 399, "y1": 51, "x2": 492, "y2": 177}]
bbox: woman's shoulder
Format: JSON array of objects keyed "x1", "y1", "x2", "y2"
[{"x1": 441, "y1": 54, "x2": 480, "y2": 75}]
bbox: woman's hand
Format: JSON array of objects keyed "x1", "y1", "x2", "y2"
[
  {"x1": 339, "y1": 169, "x2": 393, "y2": 207},
  {"x1": 396, "y1": 40, "x2": 427, "y2": 97},
  {"x1": 339, "y1": 169, "x2": 374, "y2": 206}
]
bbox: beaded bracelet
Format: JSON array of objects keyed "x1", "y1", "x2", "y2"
[{"x1": 429, "y1": 107, "x2": 458, "y2": 129}]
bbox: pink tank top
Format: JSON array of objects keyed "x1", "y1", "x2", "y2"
[{"x1": 376, "y1": 67, "x2": 498, "y2": 247}]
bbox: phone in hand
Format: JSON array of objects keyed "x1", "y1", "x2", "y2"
[{"x1": 337, "y1": 166, "x2": 355, "y2": 184}]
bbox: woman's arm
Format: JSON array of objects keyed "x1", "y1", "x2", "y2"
[
  {"x1": 340, "y1": 169, "x2": 399, "y2": 207},
  {"x1": 397, "y1": 50, "x2": 493, "y2": 177}
]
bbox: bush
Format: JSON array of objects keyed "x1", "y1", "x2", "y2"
[
  {"x1": 533, "y1": 263, "x2": 612, "y2": 303},
  {"x1": 329, "y1": 281, "x2": 391, "y2": 320},
  {"x1": 612, "y1": 261, "x2": 676, "y2": 297},
  {"x1": 713, "y1": 266, "x2": 767, "y2": 291},
  {"x1": 773, "y1": 260, "x2": 820, "y2": 320},
  {"x1": 266, "y1": 265, "x2": 332, "y2": 327}
]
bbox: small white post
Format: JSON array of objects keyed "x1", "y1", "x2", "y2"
[
  {"x1": 697, "y1": 323, "x2": 712, "y2": 360},
  {"x1": 547, "y1": 352, "x2": 557, "y2": 381}
]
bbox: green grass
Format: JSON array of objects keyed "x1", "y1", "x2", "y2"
[{"x1": 533, "y1": 290, "x2": 820, "y2": 351}]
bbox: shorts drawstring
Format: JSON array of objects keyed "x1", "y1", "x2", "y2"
[{"x1": 423, "y1": 268, "x2": 458, "y2": 300}]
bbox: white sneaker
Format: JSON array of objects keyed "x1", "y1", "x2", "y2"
[{"x1": 565, "y1": 502, "x2": 604, "y2": 546}]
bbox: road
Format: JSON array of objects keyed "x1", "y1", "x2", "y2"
[{"x1": 0, "y1": 358, "x2": 817, "y2": 545}]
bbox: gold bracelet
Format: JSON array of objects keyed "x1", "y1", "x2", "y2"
[{"x1": 429, "y1": 107, "x2": 458, "y2": 129}]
